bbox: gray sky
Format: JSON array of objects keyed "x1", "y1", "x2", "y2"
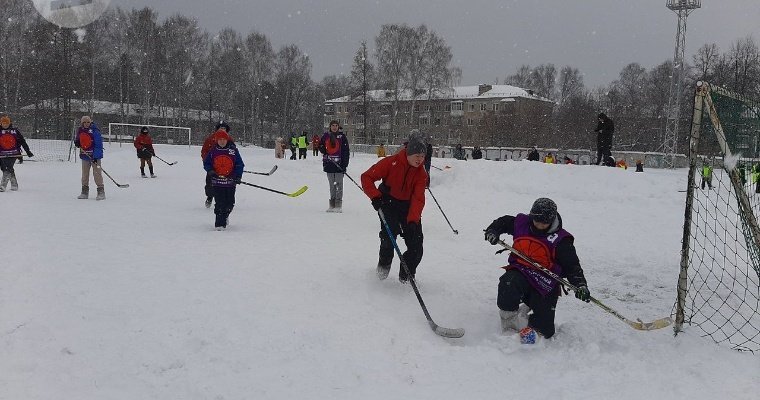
[{"x1": 115, "y1": 0, "x2": 759, "y2": 88}]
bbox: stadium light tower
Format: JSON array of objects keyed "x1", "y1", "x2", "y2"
[{"x1": 663, "y1": 0, "x2": 701, "y2": 168}]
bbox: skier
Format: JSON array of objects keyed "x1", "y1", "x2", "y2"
[
  {"x1": 593, "y1": 113, "x2": 615, "y2": 165},
  {"x1": 700, "y1": 163, "x2": 713, "y2": 190},
  {"x1": 203, "y1": 129, "x2": 244, "y2": 230},
  {"x1": 298, "y1": 131, "x2": 308, "y2": 159},
  {"x1": 361, "y1": 133, "x2": 428, "y2": 283},
  {"x1": 484, "y1": 198, "x2": 590, "y2": 340},
  {"x1": 201, "y1": 121, "x2": 234, "y2": 208},
  {"x1": 133, "y1": 126, "x2": 156, "y2": 178},
  {"x1": 74, "y1": 116, "x2": 105, "y2": 200},
  {"x1": 0, "y1": 115, "x2": 32, "y2": 191},
  {"x1": 526, "y1": 146, "x2": 540, "y2": 161},
  {"x1": 318, "y1": 120, "x2": 350, "y2": 213}
]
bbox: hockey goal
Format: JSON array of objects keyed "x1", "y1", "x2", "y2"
[{"x1": 107, "y1": 123, "x2": 192, "y2": 149}]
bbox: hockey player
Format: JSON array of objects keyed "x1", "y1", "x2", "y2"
[
  {"x1": 319, "y1": 120, "x2": 350, "y2": 212},
  {"x1": 134, "y1": 126, "x2": 156, "y2": 178},
  {"x1": 0, "y1": 115, "x2": 32, "y2": 191},
  {"x1": 203, "y1": 129, "x2": 244, "y2": 230},
  {"x1": 361, "y1": 133, "x2": 428, "y2": 283},
  {"x1": 484, "y1": 198, "x2": 590, "y2": 340},
  {"x1": 201, "y1": 121, "x2": 234, "y2": 208},
  {"x1": 74, "y1": 116, "x2": 105, "y2": 200}
]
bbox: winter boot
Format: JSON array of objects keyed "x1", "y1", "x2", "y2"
[
  {"x1": 9, "y1": 173, "x2": 18, "y2": 191},
  {"x1": 0, "y1": 172, "x2": 9, "y2": 192},
  {"x1": 205, "y1": 197, "x2": 213, "y2": 208},
  {"x1": 499, "y1": 305, "x2": 530, "y2": 333},
  {"x1": 214, "y1": 213, "x2": 226, "y2": 230},
  {"x1": 326, "y1": 198, "x2": 335, "y2": 212},
  {"x1": 77, "y1": 185, "x2": 89, "y2": 199},
  {"x1": 95, "y1": 187, "x2": 106, "y2": 201},
  {"x1": 149, "y1": 167, "x2": 156, "y2": 178},
  {"x1": 376, "y1": 263, "x2": 391, "y2": 280},
  {"x1": 334, "y1": 199, "x2": 343, "y2": 213},
  {"x1": 141, "y1": 167, "x2": 147, "y2": 178}
]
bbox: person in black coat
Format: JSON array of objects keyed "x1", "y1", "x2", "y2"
[
  {"x1": 594, "y1": 113, "x2": 614, "y2": 165},
  {"x1": 472, "y1": 146, "x2": 483, "y2": 160},
  {"x1": 527, "y1": 146, "x2": 540, "y2": 161}
]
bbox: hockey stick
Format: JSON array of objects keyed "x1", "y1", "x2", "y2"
[
  {"x1": 430, "y1": 165, "x2": 451, "y2": 171},
  {"x1": 243, "y1": 165, "x2": 278, "y2": 176},
  {"x1": 496, "y1": 239, "x2": 672, "y2": 330},
  {"x1": 81, "y1": 152, "x2": 129, "y2": 188},
  {"x1": 379, "y1": 209, "x2": 465, "y2": 338},
  {"x1": 426, "y1": 187, "x2": 458, "y2": 235},
  {"x1": 153, "y1": 155, "x2": 177, "y2": 166},
  {"x1": 239, "y1": 181, "x2": 307, "y2": 197}
]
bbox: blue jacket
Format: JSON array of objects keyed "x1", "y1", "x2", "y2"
[
  {"x1": 75, "y1": 122, "x2": 104, "y2": 160},
  {"x1": 319, "y1": 131, "x2": 350, "y2": 173}
]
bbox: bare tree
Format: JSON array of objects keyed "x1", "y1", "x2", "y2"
[{"x1": 244, "y1": 31, "x2": 274, "y2": 145}]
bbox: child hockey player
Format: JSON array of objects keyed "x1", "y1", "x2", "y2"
[
  {"x1": 319, "y1": 120, "x2": 350, "y2": 212},
  {"x1": 0, "y1": 115, "x2": 32, "y2": 191},
  {"x1": 484, "y1": 198, "x2": 591, "y2": 341},
  {"x1": 361, "y1": 133, "x2": 428, "y2": 283},
  {"x1": 134, "y1": 126, "x2": 156, "y2": 178},
  {"x1": 203, "y1": 129, "x2": 244, "y2": 230}
]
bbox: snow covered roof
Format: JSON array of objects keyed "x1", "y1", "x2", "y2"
[{"x1": 326, "y1": 84, "x2": 551, "y2": 103}]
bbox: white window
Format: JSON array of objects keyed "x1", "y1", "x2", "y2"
[
  {"x1": 480, "y1": 103, "x2": 487, "y2": 111},
  {"x1": 493, "y1": 103, "x2": 499, "y2": 111},
  {"x1": 469, "y1": 104, "x2": 475, "y2": 112},
  {"x1": 451, "y1": 102, "x2": 462, "y2": 111}
]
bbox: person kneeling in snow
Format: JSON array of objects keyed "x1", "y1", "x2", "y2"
[{"x1": 483, "y1": 198, "x2": 590, "y2": 339}]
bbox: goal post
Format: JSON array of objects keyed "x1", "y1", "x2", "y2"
[
  {"x1": 674, "y1": 81, "x2": 760, "y2": 352},
  {"x1": 107, "y1": 123, "x2": 192, "y2": 149}
]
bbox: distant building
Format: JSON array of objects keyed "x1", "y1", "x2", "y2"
[{"x1": 324, "y1": 84, "x2": 554, "y2": 146}]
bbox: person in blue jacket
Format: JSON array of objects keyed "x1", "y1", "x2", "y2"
[
  {"x1": 203, "y1": 129, "x2": 244, "y2": 230},
  {"x1": 318, "y1": 120, "x2": 350, "y2": 213},
  {"x1": 74, "y1": 115, "x2": 105, "y2": 200}
]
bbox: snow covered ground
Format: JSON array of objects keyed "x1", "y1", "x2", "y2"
[{"x1": 2, "y1": 144, "x2": 758, "y2": 399}]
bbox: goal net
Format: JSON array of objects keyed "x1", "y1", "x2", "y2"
[
  {"x1": 674, "y1": 81, "x2": 760, "y2": 352},
  {"x1": 107, "y1": 123, "x2": 192, "y2": 148}
]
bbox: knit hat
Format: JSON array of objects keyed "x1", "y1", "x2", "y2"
[
  {"x1": 215, "y1": 120, "x2": 230, "y2": 132},
  {"x1": 406, "y1": 133, "x2": 427, "y2": 155},
  {"x1": 140, "y1": 126, "x2": 149, "y2": 133},
  {"x1": 0, "y1": 116, "x2": 10, "y2": 126},
  {"x1": 529, "y1": 198, "x2": 557, "y2": 224},
  {"x1": 213, "y1": 129, "x2": 231, "y2": 141}
]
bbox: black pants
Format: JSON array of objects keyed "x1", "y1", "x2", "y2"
[
  {"x1": 701, "y1": 177, "x2": 712, "y2": 190},
  {"x1": 313, "y1": 148, "x2": 319, "y2": 156},
  {"x1": 596, "y1": 146, "x2": 611, "y2": 165},
  {"x1": 205, "y1": 173, "x2": 214, "y2": 200},
  {"x1": 497, "y1": 269, "x2": 559, "y2": 338},
  {"x1": 213, "y1": 186, "x2": 236, "y2": 227},
  {"x1": 290, "y1": 148, "x2": 296, "y2": 160},
  {"x1": 377, "y1": 203, "x2": 423, "y2": 279},
  {"x1": 299, "y1": 148, "x2": 307, "y2": 159},
  {"x1": 0, "y1": 158, "x2": 16, "y2": 174}
]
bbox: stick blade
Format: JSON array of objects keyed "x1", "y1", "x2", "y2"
[
  {"x1": 288, "y1": 185, "x2": 308, "y2": 197},
  {"x1": 118, "y1": 184, "x2": 130, "y2": 188},
  {"x1": 630, "y1": 317, "x2": 673, "y2": 331},
  {"x1": 169, "y1": 161, "x2": 178, "y2": 166},
  {"x1": 268, "y1": 165, "x2": 278, "y2": 175},
  {"x1": 432, "y1": 324, "x2": 465, "y2": 338}
]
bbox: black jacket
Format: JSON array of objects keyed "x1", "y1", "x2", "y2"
[
  {"x1": 594, "y1": 117, "x2": 614, "y2": 147},
  {"x1": 527, "y1": 149, "x2": 540, "y2": 161},
  {"x1": 472, "y1": 148, "x2": 483, "y2": 160},
  {"x1": 486, "y1": 214, "x2": 588, "y2": 288}
]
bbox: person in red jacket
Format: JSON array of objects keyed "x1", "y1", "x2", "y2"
[
  {"x1": 201, "y1": 121, "x2": 234, "y2": 208},
  {"x1": 311, "y1": 134, "x2": 320, "y2": 157},
  {"x1": 133, "y1": 126, "x2": 156, "y2": 178},
  {"x1": 361, "y1": 133, "x2": 428, "y2": 283}
]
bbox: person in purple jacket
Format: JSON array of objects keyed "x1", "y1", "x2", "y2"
[
  {"x1": 484, "y1": 198, "x2": 590, "y2": 340},
  {"x1": 203, "y1": 129, "x2": 244, "y2": 230},
  {"x1": 318, "y1": 120, "x2": 350, "y2": 213}
]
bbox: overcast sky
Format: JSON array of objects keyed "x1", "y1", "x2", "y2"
[{"x1": 114, "y1": 0, "x2": 759, "y2": 88}]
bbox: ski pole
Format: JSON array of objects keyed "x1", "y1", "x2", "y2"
[
  {"x1": 378, "y1": 209, "x2": 464, "y2": 338},
  {"x1": 495, "y1": 239, "x2": 672, "y2": 331},
  {"x1": 81, "y1": 152, "x2": 129, "y2": 188},
  {"x1": 426, "y1": 187, "x2": 458, "y2": 235},
  {"x1": 154, "y1": 154, "x2": 177, "y2": 166},
  {"x1": 238, "y1": 180, "x2": 307, "y2": 197}
]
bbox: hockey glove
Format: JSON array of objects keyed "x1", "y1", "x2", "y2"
[
  {"x1": 371, "y1": 197, "x2": 383, "y2": 211},
  {"x1": 484, "y1": 230, "x2": 500, "y2": 245},
  {"x1": 575, "y1": 286, "x2": 591, "y2": 302},
  {"x1": 234, "y1": 176, "x2": 242, "y2": 184}
]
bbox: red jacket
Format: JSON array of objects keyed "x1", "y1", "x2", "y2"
[
  {"x1": 134, "y1": 133, "x2": 154, "y2": 153},
  {"x1": 311, "y1": 135, "x2": 320, "y2": 148},
  {"x1": 361, "y1": 148, "x2": 427, "y2": 223},
  {"x1": 201, "y1": 132, "x2": 234, "y2": 160}
]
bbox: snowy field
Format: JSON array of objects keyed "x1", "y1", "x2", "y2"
[{"x1": 2, "y1": 143, "x2": 758, "y2": 399}]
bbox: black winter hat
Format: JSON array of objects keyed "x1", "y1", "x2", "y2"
[
  {"x1": 140, "y1": 126, "x2": 149, "y2": 133},
  {"x1": 215, "y1": 120, "x2": 231, "y2": 132},
  {"x1": 406, "y1": 133, "x2": 427, "y2": 155},
  {"x1": 597, "y1": 113, "x2": 607, "y2": 120},
  {"x1": 529, "y1": 198, "x2": 557, "y2": 224}
]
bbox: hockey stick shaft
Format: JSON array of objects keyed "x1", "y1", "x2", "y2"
[
  {"x1": 80, "y1": 152, "x2": 129, "y2": 188},
  {"x1": 238, "y1": 181, "x2": 307, "y2": 197},
  {"x1": 426, "y1": 187, "x2": 458, "y2": 235},
  {"x1": 379, "y1": 209, "x2": 464, "y2": 338},
  {"x1": 153, "y1": 155, "x2": 177, "y2": 165},
  {"x1": 496, "y1": 239, "x2": 671, "y2": 331},
  {"x1": 243, "y1": 165, "x2": 278, "y2": 176}
]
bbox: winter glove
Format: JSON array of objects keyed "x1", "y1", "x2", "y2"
[
  {"x1": 575, "y1": 286, "x2": 591, "y2": 303},
  {"x1": 234, "y1": 176, "x2": 242, "y2": 184},
  {"x1": 484, "y1": 230, "x2": 500, "y2": 245},
  {"x1": 91, "y1": 159, "x2": 98, "y2": 165},
  {"x1": 371, "y1": 197, "x2": 384, "y2": 211},
  {"x1": 26, "y1": 151, "x2": 33, "y2": 157}
]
